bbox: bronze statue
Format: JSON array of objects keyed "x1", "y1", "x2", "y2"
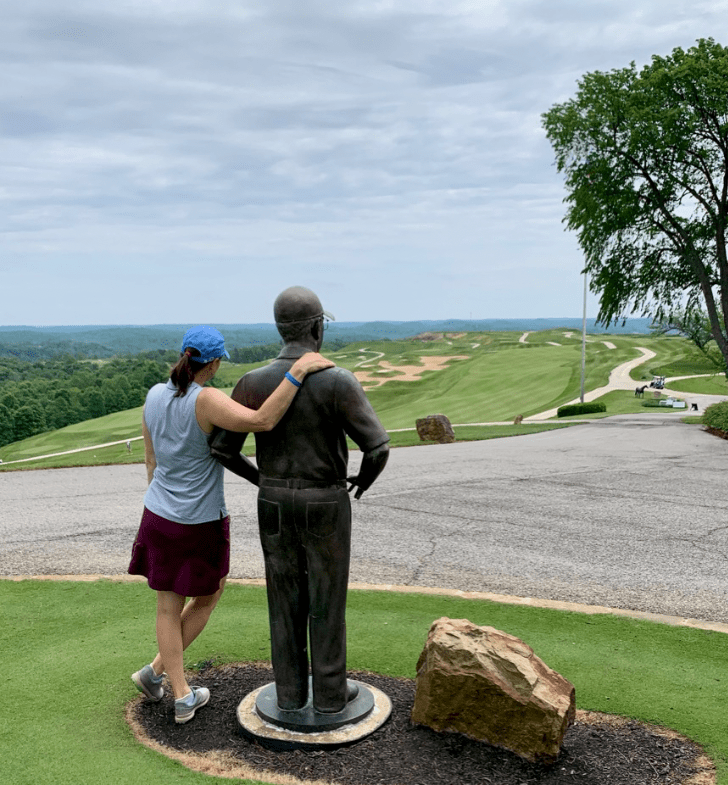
[{"x1": 211, "y1": 286, "x2": 389, "y2": 714}]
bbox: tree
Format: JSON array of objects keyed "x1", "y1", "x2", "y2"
[
  {"x1": 0, "y1": 404, "x2": 15, "y2": 447},
  {"x1": 81, "y1": 389, "x2": 106, "y2": 419},
  {"x1": 129, "y1": 360, "x2": 168, "y2": 391},
  {"x1": 650, "y1": 306, "x2": 726, "y2": 369},
  {"x1": 1, "y1": 391, "x2": 18, "y2": 412},
  {"x1": 13, "y1": 403, "x2": 47, "y2": 441},
  {"x1": 101, "y1": 378, "x2": 129, "y2": 414},
  {"x1": 543, "y1": 38, "x2": 728, "y2": 374}
]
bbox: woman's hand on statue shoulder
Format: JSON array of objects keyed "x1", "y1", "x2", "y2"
[{"x1": 292, "y1": 352, "x2": 335, "y2": 377}]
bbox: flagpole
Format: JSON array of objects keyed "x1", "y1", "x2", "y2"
[{"x1": 580, "y1": 272, "x2": 587, "y2": 403}]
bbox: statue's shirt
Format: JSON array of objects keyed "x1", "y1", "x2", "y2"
[{"x1": 220, "y1": 346, "x2": 389, "y2": 483}]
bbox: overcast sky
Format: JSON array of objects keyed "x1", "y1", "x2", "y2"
[{"x1": 2, "y1": 0, "x2": 726, "y2": 326}]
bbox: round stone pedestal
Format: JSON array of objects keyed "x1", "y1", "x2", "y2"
[{"x1": 237, "y1": 678, "x2": 392, "y2": 750}]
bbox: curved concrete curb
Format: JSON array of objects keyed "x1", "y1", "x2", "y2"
[{"x1": 4, "y1": 574, "x2": 726, "y2": 635}]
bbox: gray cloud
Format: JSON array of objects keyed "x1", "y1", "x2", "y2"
[{"x1": 1, "y1": 0, "x2": 725, "y2": 323}]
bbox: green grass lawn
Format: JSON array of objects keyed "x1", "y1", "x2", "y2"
[
  {"x1": 384, "y1": 422, "x2": 576, "y2": 448},
  {"x1": 552, "y1": 389, "x2": 687, "y2": 419},
  {"x1": 1, "y1": 579, "x2": 725, "y2": 784},
  {"x1": 363, "y1": 341, "x2": 638, "y2": 427},
  {"x1": 626, "y1": 335, "x2": 723, "y2": 380},
  {"x1": 667, "y1": 374, "x2": 728, "y2": 395}
]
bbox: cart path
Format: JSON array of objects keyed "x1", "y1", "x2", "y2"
[
  {"x1": 526, "y1": 347, "x2": 656, "y2": 421},
  {"x1": 526, "y1": 347, "x2": 727, "y2": 421}
]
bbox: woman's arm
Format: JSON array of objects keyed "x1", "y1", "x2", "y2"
[
  {"x1": 196, "y1": 352, "x2": 334, "y2": 433},
  {"x1": 142, "y1": 412, "x2": 156, "y2": 484}
]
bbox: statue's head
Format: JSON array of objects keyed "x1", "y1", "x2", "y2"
[{"x1": 274, "y1": 286, "x2": 335, "y2": 349}]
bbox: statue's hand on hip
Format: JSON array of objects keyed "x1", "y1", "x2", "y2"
[{"x1": 347, "y1": 475, "x2": 366, "y2": 500}]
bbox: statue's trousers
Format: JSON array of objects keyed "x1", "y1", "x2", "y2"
[{"x1": 257, "y1": 481, "x2": 351, "y2": 712}]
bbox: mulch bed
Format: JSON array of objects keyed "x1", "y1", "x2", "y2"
[{"x1": 127, "y1": 662, "x2": 714, "y2": 785}]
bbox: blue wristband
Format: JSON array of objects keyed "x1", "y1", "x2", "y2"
[{"x1": 285, "y1": 371, "x2": 303, "y2": 388}]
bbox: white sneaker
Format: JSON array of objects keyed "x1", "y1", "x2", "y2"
[
  {"x1": 131, "y1": 664, "x2": 164, "y2": 702},
  {"x1": 174, "y1": 686, "x2": 210, "y2": 724}
]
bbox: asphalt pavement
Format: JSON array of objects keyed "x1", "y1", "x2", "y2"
[{"x1": 2, "y1": 410, "x2": 727, "y2": 624}]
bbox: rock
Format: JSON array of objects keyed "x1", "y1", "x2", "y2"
[
  {"x1": 416, "y1": 414, "x2": 455, "y2": 444},
  {"x1": 411, "y1": 618, "x2": 576, "y2": 764}
]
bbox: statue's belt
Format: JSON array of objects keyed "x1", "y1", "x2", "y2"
[{"x1": 259, "y1": 477, "x2": 347, "y2": 490}]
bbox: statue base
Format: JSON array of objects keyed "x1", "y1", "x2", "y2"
[{"x1": 237, "y1": 678, "x2": 392, "y2": 750}]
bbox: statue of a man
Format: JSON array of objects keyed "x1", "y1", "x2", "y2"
[{"x1": 211, "y1": 286, "x2": 389, "y2": 714}]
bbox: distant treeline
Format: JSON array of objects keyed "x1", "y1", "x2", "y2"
[
  {"x1": 0, "y1": 341, "x2": 119, "y2": 361},
  {"x1": 227, "y1": 340, "x2": 350, "y2": 363},
  {"x1": 0, "y1": 318, "x2": 654, "y2": 361},
  {"x1": 1, "y1": 333, "x2": 353, "y2": 363},
  {"x1": 137, "y1": 340, "x2": 350, "y2": 365}
]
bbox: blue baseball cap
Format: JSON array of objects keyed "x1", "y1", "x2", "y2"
[{"x1": 180, "y1": 325, "x2": 230, "y2": 363}]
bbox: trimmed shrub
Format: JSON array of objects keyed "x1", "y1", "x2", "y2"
[
  {"x1": 557, "y1": 402, "x2": 607, "y2": 418},
  {"x1": 703, "y1": 401, "x2": 728, "y2": 433}
]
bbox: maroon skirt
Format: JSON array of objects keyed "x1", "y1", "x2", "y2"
[{"x1": 128, "y1": 507, "x2": 230, "y2": 597}]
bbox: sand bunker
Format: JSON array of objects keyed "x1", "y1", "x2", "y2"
[{"x1": 354, "y1": 356, "x2": 469, "y2": 389}]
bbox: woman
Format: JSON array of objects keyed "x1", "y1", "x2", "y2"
[{"x1": 128, "y1": 325, "x2": 333, "y2": 724}]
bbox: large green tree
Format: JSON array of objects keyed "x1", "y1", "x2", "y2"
[{"x1": 543, "y1": 38, "x2": 728, "y2": 373}]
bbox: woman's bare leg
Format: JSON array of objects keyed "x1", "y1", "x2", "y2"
[
  {"x1": 151, "y1": 578, "x2": 227, "y2": 693},
  {"x1": 155, "y1": 590, "x2": 189, "y2": 699}
]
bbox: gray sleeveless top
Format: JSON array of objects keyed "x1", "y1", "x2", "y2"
[{"x1": 143, "y1": 380, "x2": 227, "y2": 524}]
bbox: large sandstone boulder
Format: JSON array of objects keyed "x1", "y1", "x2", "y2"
[
  {"x1": 411, "y1": 618, "x2": 576, "y2": 764},
  {"x1": 415, "y1": 414, "x2": 455, "y2": 444}
]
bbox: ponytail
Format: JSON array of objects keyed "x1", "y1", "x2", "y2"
[{"x1": 170, "y1": 348, "x2": 209, "y2": 397}]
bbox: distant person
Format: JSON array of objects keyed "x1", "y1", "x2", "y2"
[
  {"x1": 126, "y1": 440, "x2": 132, "y2": 453},
  {"x1": 128, "y1": 325, "x2": 333, "y2": 724},
  {"x1": 211, "y1": 287, "x2": 389, "y2": 714}
]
